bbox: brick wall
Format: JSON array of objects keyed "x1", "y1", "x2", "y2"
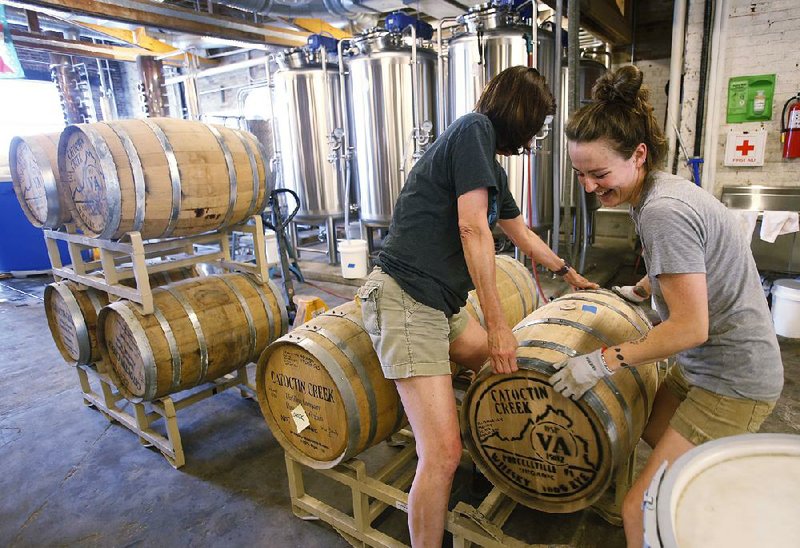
[
  {"x1": 195, "y1": 51, "x2": 269, "y2": 116},
  {"x1": 678, "y1": 0, "x2": 800, "y2": 192}
]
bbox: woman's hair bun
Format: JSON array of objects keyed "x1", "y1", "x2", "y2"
[{"x1": 592, "y1": 65, "x2": 644, "y2": 105}]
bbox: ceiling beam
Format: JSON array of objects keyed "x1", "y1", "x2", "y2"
[
  {"x1": 70, "y1": 22, "x2": 217, "y2": 66},
  {"x1": 10, "y1": 29, "x2": 172, "y2": 62},
  {"x1": 538, "y1": 0, "x2": 633, "y2": 45},
  {"x1": 286, "y1": 18, "x2": 351, "y2": 40},
  {"x1": 2, "y1": 0, "x2": 309, "y2": 47}
]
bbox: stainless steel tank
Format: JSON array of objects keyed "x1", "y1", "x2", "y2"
[
  {"x1": 446, "y1": 5, "x2": 555, "y2": 233},
  {"x1": 559, "y1": 56, "x2": 608, "y2": 210},
  {"x1": 272, "y1": 48, "x2": 344, "y2": 222},
  {"x1": 346, "y1": 28, "x2": 437, "y2": 227}
]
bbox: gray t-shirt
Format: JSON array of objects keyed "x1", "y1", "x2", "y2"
[{"x1": 631, "y1": 171, "x2": 783, "y2": 401}]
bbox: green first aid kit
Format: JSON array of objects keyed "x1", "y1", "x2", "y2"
[{"x1": 727, "y1": 74, "x2": 776, "y2": 123}]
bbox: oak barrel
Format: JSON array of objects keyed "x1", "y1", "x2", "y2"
[
  {"x1": 9, "y1": 133, "x2": 72, "y2": 228},
  {"x1": 57, "y1": 118, "x2": 271, "y2": 240},
  {"x1": 44, "y1": 267, "x2": 199, "y2": 366},
  {"x1": 98, "y1": 272, "x2": 287, "y2": 401},
  {"x1": 256, "y1": 300, "x2": 404, "y2": 469},
  {"x1": 461, "y1": 289, "x2": 660, "y2": 513},
  {"x1": 464, "y1": 254, "x2": 539, "y2": 329}
]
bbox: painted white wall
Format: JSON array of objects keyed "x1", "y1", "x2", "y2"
[{"x1": 679, "y1": 0, "x2": 800, "y2": 194}]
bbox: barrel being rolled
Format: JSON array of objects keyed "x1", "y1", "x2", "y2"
[
  {"x1": 461, "y1": 289, "x2": 660, "y2": 513},
  {"x1": 464, "y1": 254, "x2": 540, "y2": 329},
  {"x1": 58, "y1": 118, "x2": 271, "y2": 240},
  {"x1": 9, "y1": 133, "x2": 71, "y2": 228},
  {"x1": 98, "y1": 273, "x2": 287, "y2": 401},
  {"x1": 45, "y1": 266, "x2": 200, "y2": 366},
  {"x1": 256, "y1": 301, "x2": 404, "y2": 469}
]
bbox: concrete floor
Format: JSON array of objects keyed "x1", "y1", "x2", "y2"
[{"x1": 1, "y1": 241, "x2": 798, "y2": 547}]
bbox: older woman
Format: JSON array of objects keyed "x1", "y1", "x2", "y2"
[{"x1": 357, "y1": 66, "x2": 597, "y2": 546}]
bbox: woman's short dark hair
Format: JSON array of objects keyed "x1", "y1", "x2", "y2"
[
  {"x1": 565, "y1": 65, "x2": 667, "y2": 173},
  {"x1": 475, "y1": 66, "x2": 556, "y2": 154}
]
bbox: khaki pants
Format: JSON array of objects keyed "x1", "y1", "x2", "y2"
[
  {"x1": 665, "y1": 364, "x2": 776, "y2": 445},
  {"x1": 356, "y1": 267, "x2": 470, "y2": 379}
]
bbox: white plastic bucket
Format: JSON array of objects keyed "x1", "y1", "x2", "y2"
[
  {"x1": 771, "y1": 279, "x2": 800, "y2": 338},
  {"x1": 642, "y1": 433, "x2": 800, "y2": 548},
  {"x1": 265, "y1": 230, "x2": 279, "y2": 265},
  {"x1": 338, "y1": 239, "x2": 369, "y2": 279}
]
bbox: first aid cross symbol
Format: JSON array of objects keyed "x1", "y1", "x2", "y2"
[{"x1": 736, "y1": 140, "x2": 755, "y2": 156}]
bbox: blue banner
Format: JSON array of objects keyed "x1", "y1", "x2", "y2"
[{"x1": 0, "y1": 5, "x2": 25, "y2": 79}]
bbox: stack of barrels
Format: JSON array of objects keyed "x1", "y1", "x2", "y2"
[{"x1": 10, "y1": 118, "x2": 287, "y2": 402}]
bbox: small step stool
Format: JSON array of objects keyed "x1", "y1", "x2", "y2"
[{"x1": 292, "y1": 295, "x2": 329, "y2": 329}]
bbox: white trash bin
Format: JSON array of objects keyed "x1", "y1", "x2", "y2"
[
  {"x1": 338, "y1": 239, "x2": 369, "y2": 279},
  {"x1": 771, "y1": 279, "x2": 800, "y2": 338}
]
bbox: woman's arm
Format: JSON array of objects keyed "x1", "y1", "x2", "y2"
[
  {"x1": 458, "y1": 189, "x2": 519, "y2": 374},
  {"x1": 603, "y1": 272, "x2": 708, "y2": 370},
  {"x1": 497, "y1": 215, "x2": 598, "y2": 289}
]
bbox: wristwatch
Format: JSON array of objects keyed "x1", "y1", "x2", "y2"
[{"x1": 550, "y1": 260, "x2": 571, "y2": 276}]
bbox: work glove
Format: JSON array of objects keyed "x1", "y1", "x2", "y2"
[
  {"x1": 549, "y1": 348, "x2": 614, "y2": 400},
  {"x1": 612, "y1": 285, "x2": 649, "y2": 304}
]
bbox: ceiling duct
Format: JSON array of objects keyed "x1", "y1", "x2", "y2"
[{"x1": 215, "y1": 0, "x2": 377, "y2": 22}]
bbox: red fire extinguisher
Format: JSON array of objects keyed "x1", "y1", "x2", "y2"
[{"x1": 782, "y1": 93, "x2": 800, "y2": 159}]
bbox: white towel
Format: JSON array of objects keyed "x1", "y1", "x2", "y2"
[
  {"x1": 728, "y1": 210, "x2": 759, "y2": 241},
  {"x1": 760, "y1": 211, "x2": 800, "y2": 243}
]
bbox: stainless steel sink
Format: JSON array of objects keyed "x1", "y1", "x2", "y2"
[{"x1": 721, "y1": 186, "x2": 800, "y2": 211}]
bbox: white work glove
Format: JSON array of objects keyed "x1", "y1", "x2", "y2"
[
  {"x1": 612, "y1": 285, "x2": 649, "y2": 304},
  {"x1": 549, "y1": 348, "x2": 614, "y2": 400}
]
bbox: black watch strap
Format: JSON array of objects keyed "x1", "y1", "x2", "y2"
[{"x1": 551, "y1": 261, "x2": 571, "y2": 276}]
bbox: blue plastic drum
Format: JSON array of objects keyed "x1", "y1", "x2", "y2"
[{"x1": 0, "y1": 180, "x2": 71, "y2": 275}]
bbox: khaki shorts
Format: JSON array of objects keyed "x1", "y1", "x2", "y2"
[
  {"x1": 356, "y1": 267, "x2": 471, "y2": 379},
  {"x1": 665, "y1": 364, "x2": 776, "y2": 445}
]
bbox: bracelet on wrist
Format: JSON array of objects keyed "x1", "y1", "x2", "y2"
[
  {"x1": 598, "y1": 347, "x2": 614, "y2": 374},
  {"x1": 550, "y1": 260, "x2": 572, "y2": 277}
]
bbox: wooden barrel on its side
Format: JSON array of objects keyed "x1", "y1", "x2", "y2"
[
  {"x1": 256, "y1": 300, "x2": 404, "y2": 469},
  {"x1": 57, "y1": 118, "x2": 270, "y2": 240},
  {"x1": 464, "y1": 254, "x2": 540, "y2": 329},
  {"x1": 461, "y1": 289, "x2": 660, "y2": 513},
  {"x1": 97, "y1": 273, "x2": 287, "y2": 401},
  {"x1": 45, "y1": 267, "x2": 200, "y2": 366},
  {"x1": 9, "y1": 133, "x2": 72, "y2": 228}
]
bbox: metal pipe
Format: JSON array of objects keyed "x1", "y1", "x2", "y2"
[
  {"x1": 693, "y1": 0, "x2": 714, "y2": 156},
  {"x1": 702, "y1": 0, "x2": 729, "y2": 193},
  {"x1": 164, "y1": 55, "x2": 270, "y2": 85},
  {"x1": 563, "y1": 0, "x2": 577, "y2": 262},
  {"x1": 436, "y1": 17, "x2": 458, "y2": 136},
  {"x1": 264, "y1": 55, "x2": 282, "y2": 190},
  {"x1": 551, "y1": 0, "x2": 563, "y2": 254},
  {"x1": 665, "y1": 0, "x2": 687, "y2": 174},
  {"x1": 337, "y1": 39, "x2": 353, "y2": 240}
]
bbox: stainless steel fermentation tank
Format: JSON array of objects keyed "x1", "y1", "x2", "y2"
[
  {"x1": 446, "y1": 6, "x2": 555, "y2": 233},
  {"x1": 271, "y1": 47, "x2": 345, "y2": 264},
  {"x1": 345, "y1": 28, "x2": 437, "y2": 229}
]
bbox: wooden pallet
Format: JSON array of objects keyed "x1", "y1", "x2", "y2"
[
  {"x1": 43, "y1": 215, "x2": 269, "y2": 314},
  {"x1": 284, "y1": 430, "x2": 635, "y2": 548},
  {"x1": 76, "y1": 362, "x2": 256, "y2": 468}
]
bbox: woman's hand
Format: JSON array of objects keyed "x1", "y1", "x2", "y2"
[
  {"x1": 487, "y1": 324, "x2": 519, "y2": 374},
  {"x1": 564, "y1": 268, "x2": 599, "y2": 290}
]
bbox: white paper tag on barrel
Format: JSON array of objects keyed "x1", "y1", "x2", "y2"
[
  {"x1": 461, "y1": 289, "x2": 660, "y2": 513},
  {"x1": 256, "y1": 300, "x2": 404, "y2": 469}
]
